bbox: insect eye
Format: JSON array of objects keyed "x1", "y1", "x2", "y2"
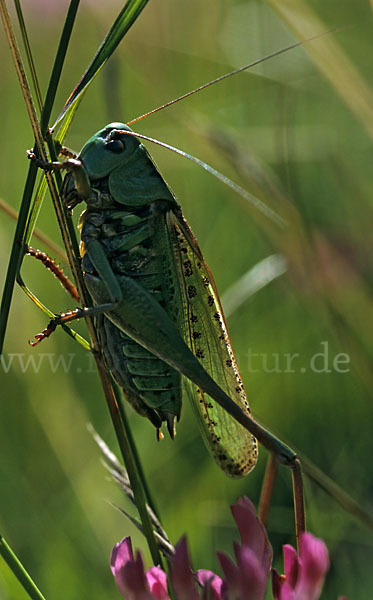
[{"x1": 105, "y1": 139, "x2": 125, "y2": 153}]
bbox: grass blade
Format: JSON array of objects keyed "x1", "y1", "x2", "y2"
[
  {"x1": 0, "y1": 162, "x2": 38, "y2": 355},
  {"x1": 221, "y1": 254, "x2": 287, "y2": 318},
  {"x1": 267, "y1": 0, "x2": 373, "y2": 139},
  {"x1": 13, "y1": 0, "x2": 42, "y2": 112},
  {"x1": 54, "y1": 0, "x2": 150, "y2": 127},
  {"x1": 0, "y1": 535, "x2": 46, "y2": 600},
  {"x1": 40, "y1": 0, "x2": 80, "y2": 136},
  {"x1": 0, "y1": 198, "x2": 68, "y2": 262},
  {"x1": 0, "y1": 0, "x2": 80, "y2": 353}
]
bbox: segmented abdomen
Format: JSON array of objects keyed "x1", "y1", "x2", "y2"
[
  {"x1": 97, "y1": 314, "x2": 180, "y2": 428},
  {"x1": 79, "y1": 194, "x2": 182, "y2": 427}
]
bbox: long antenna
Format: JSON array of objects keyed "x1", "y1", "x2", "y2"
[
  {"x1": 115, "y1": 129, "x2": 286, "y2": 228},
  {"x1": 126, "y1": 29, "x2": 345, "y2": 126}
]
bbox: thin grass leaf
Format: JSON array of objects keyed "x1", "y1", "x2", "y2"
[
  {"x1": 98, "y1": 451, "x2": 168, "y2": 541},
  {"x1": 0, "y1": 535, "x2": 46, "y2": 600},
  {"x1": 10, "y1": 2, "x2": 81, "y2": 265},
  {"x1": 14, "y1": 0, "x2": 43, "y2": 112},
  {"x1": 0, "y1": 0, "x2": 80, "y2": 353},
  {"x1": 54, "y1": 0, "x2": 150, "y2": 128},
  {"x1": 98, "y1": 379, "x2": 164, "y2": 568},
  {"x1": 23, "y1": 0, "x2": 136, "y2": 278},
  {"x1": 28, "y1": 0, "x2": 80, "y2": 242},
  {"x1": 108, "y1": 502, "x2": 175, "y2": 558},
  {"x1": 267, "y1": 0, "x2": 373, "y2": 139},
  {"x1": 0, "y1": 199, "x2": 68, "y2": 263},
  {"x1": 90, "y1": 426, "x2": 174, "y2": 556},
  {"x1": 24, "y1": 176, "x2": 49, "y2": 247},
  {"x1": 0, "y1": 0, "x2": 43, "y2": 148},
  {"x1": 222, "y1": 254, "x2": 287, "y2": 318},
  {"x1": 0, "y1": 162, "x2": 38, "y2": 355},
  {"x1": 40, "y1": 0, "x2": 80, "y2": 136}
]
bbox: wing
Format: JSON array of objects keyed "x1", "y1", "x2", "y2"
[{"x1": 167, "y1": 209, "x2": 258, "y2": 477}]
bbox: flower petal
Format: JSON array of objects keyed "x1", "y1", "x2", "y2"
[
  {"x1": 121, "y1": 553, "x2": 154, "y2": 599},
  {"x1": 110, "y1": 539, "x2": 154, "y2": 600},
  {"x1": 196, "y1": 570, "x2": 223, "y2": 599},
  {"x1": 282, "y1": 544, "x2": 300, "y2": 589},
  {"x1": 218, "y1": 547, "x2": 269, "y2": 600},
  {"x1": 295, "y1": 533, "x2": 330, "y2": 600},
  {"x1": 272, "y1": 569, "x2": 285, "y2": 600},
  {"x1": 171, "y1": 537, "x2": 199, "y2": 600},
  {"x1": 217, "y1": 551, "x2": 239, "y2": 587},
  {"x1": 146, "y1": 566, "x2": 170, "y2": 599},
  {"x1": 280, "y1": 583, "x2": 296, "y2": 600},
  {"x1": 231, "y1": 496, "x2": 273, "y2": 575},
  {"x1": 236, "y1": 544, "x2": 269, "y2": 599},
  {"x1": 231, "y1": 497, "x2": 266, "y2": 556},
  {"x1": 111, "y1": 537, "x2": 134, "y2": 575}
]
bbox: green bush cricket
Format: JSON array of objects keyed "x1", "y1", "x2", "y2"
[{"x1": 29, "y1": 122, "x2": 261, "y2": 478}]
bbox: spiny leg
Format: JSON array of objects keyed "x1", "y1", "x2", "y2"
[
  {"x1": 258, "y1": 453, "x2": 278, "y2": 526},
  {"x1": 29, "y1": 301, "x2": 118, "y2": 346},
  {"x1": 26, "y1": 246, "x2": 79, "y2": 301},
  {"x1": 58, "y1": 146, "x2": 78, "y2": 160},
  {"x1": 25, "y1": 245, "x2": 84, "y2": 346},
  {"x1": 258, "y1": 452, "x2": 305, "y2": 548}
]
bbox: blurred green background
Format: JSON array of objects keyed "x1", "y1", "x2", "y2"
[{"x1": 0, "y1": 1, "x2": 372, "y2": 598}]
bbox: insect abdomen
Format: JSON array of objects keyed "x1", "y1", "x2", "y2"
[{"x1": 97, "y1": 314, "x2": 181, "y2": 428}]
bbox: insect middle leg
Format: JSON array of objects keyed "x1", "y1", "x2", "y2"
[{"x1": 26, "y1": 246, "x2": 79, "y2": 301}]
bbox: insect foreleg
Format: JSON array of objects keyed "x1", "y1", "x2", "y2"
[{"x1": 28, "y1": 151, "x2": 92, "y2": 204}]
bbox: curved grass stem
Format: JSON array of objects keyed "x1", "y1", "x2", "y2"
[{"x1": 0, "y1": 535, "x2": 46, "y2": 600}]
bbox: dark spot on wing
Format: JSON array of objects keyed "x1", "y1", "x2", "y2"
[
  {"x1": 183, "y1": 260, "x2": 193, "y2": 277},
  {"x1": 188, "y1": 285, "x2": 197, "y2": 299}
]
